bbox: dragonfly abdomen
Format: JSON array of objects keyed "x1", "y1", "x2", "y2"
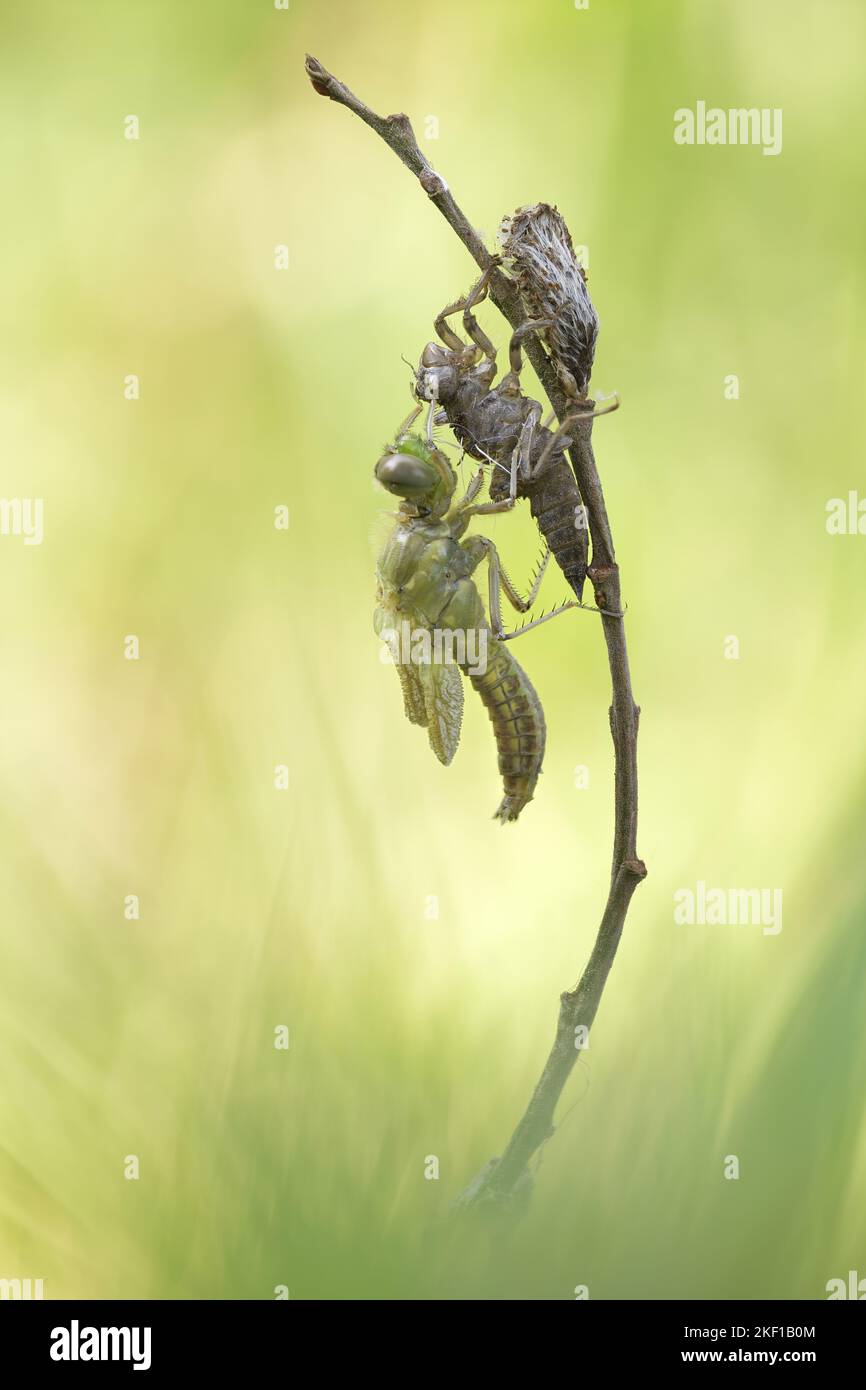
[
  {"x1": 526, "y1": 456, "x2": 588, "y2": 601},
  {"x1": 466, "y1": 639, "x2": 546, "y2": 823}
]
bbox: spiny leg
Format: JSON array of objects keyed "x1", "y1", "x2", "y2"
[
  {"x1": 513, "y1": 401, "x2": 541, "y2": 488},
  {"x1": 460, "y1": 534, "x2": 550, "y2": 638},
  {"x1": 394, "y1": 402, "x2": 423, "y2": 440},
  {"x1": 509, "y1": 544, "x2": 549, "y2": 611},
  {"x1": 505, "y1": 317, "x2": 555, "y2": 384},
  {"x1": 532, "y1": 396, "x2": 621, "y2": 480},
  {"x1": 434, "y1": 266, "x2": 500, "y2": 379},
  {"x1": 455, "y1": 468, "x2": 486, "y2": 510},
  {"x1": 457, "y1": 511, "x2": 624, "y2": 636},
  {"x1": 434, "y1": 263, "x2": 497, "y2": 353},
  {"x1": 486, "y1": 537, "x2": 549, "y2": 621},
  {"x1": 502, "y1": 600, "x2": 581, "y2": 639},
  {"x1": 502, "y1": 593, "x2": 627, "y2": 638},
  {"x1": 421, "y1": 376, "x2": 441, "y2": 444},
  {"x1": 482, "y1": 538, "x2": 509, "y2": 638},
  {"x1": 434, "y1": 295, "x2": 467, "y2": 352},
  {"x1": 447, "y1": 466, "x2": 496, "y2": 531},
  {"x1": 461, "y1": 272, "x2": 498, "y2": 369},
  {"x1": 459, "y1": 400, "x2": 542, "y2": 519},
  {"x1": 458, "y1": 493, "x2": 514, "y2": 520}
]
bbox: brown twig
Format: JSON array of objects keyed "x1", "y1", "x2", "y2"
[{"x1": 305, "y1": 55, "x2": 646, "y2": 1204}]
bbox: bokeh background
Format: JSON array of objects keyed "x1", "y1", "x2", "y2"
[{"x1": 1, "y1": 0, "x2": 864, "y2": 1300}]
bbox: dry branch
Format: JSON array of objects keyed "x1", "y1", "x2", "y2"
[{"x1": 305, "y1": 54, "x2": 646, "y2": 1204}]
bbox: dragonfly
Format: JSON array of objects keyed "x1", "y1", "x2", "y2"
[
  {"x1": 373, "y1": 398, "x2": 574, "y2": 823},
  {"x1": 413, "y1": 262, "x2": 618, "y2": 603}
]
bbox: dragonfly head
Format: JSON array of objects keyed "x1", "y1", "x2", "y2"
[
  {"x1": 415, "y1": 342, "x2": 461, "y2": 405},
  {"x1": 375, "y1": 435, "x2": 454, "y2": 516}
]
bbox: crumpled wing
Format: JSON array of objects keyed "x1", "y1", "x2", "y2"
[
  {"x1": 418, "y1": 660, "x2": 464, "y2": 766},
  {"x1": 395, "y1": 659, "x2": 427, "y2": 727}
]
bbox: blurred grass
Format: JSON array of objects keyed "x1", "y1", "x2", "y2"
[{"x1": 0, "y1": 0, "x2": 864, "y2": 1299}]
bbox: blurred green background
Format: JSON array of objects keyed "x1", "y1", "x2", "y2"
[{"x1": 1, "y1": 0, "x2": 864, "y2": 1300}]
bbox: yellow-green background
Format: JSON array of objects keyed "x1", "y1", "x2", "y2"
[{"x1": 1, "y1": 0, "x2": 864, "y2": 1300}]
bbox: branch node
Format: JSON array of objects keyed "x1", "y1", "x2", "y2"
[{"x1": 419, "y1": 168, "x2": 449, "y2": 198}]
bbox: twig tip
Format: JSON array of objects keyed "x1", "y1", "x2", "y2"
[{"x1": 304, "y1": 54, "x2": 330, "y2": 96}]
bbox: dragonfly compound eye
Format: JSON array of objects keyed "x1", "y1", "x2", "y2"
[
  {"x1": 421, "y1": 342, "x2": 449, "y2": 368},
  {"x1": 375, "y1": 452, "x2": 437, "y2": 496}
]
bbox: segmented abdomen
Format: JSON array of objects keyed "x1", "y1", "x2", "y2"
[
  {"x1": 526, "y1": 454, "x2": 588, "y2": 601},
  {"x1": 483, "y1": 411, "x2": 589, "y2": 602},
  {"x1": 466, "y1": 640, "x2": 546, "y2": 823}
]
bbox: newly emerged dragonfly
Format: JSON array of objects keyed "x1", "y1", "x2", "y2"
[
  {"x1": 374, "y1": 401, "x2": 573, "y2": 823},
  {"x1": 414, "y1": 263, "x2": 617, "y2": 601}
]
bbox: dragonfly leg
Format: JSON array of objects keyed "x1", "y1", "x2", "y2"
[
  {"x1": 461, "y1": 273, "x2": 498, "y2": 371},
  {"x1": 460, "y1": 535, "x2": 550, "y2": 638},
  {"x1": 485, "y1": 539, "x2": 552, "y2": 635},
  {"x1": 494, "y1": 319, "x2": 556, "y2": 397},
  {"x1": 501, "y1": 601, "x2": 581, "y2": 640},
  {"x1": 446, "y1": 468, "x2": 492, "y2": 533},
  {"x1": 514, "y1": 400, "x2": 541, "y2": 487},
  {"x1": 503, "y1": 544, "x2": 549, "y2": 612},
  {"x1": 533, "y1": 396, "x2": 621, "y2": 480},
  {"x1": 394, "y1": 403, "x2": 423, "y2": 439},
  {"x1": 434, "y1": 263, "x2": 495, "y2": 351},
  {"x1": 434, "y1": 295, "x2": 467, "y2": 352},
  {"x1": 421, "y1": 374, "x2": 442, "y2": 444},
  {"x1": 459, "y1": 493, "x2": 514, "y2": 519},
  {"x1": 460, "y1": 400, "x2": 540, "y2": 519},
  {"x1": 456, "y1": 468, "x2": 486, "y2": 508},
  {"x1": 502, "y1": 594, "x2": 627, "y2": 639},
  {"x1": 492, "y1": 543, "x2": 549, "y2": 616}
]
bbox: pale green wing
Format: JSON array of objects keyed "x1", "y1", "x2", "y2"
[
  {"x1": 395, "y1": 659, "x2": 427, "y2": 727},
  {"x1": 418, "y1": 661, "x2": 464, "y2": 766}
]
